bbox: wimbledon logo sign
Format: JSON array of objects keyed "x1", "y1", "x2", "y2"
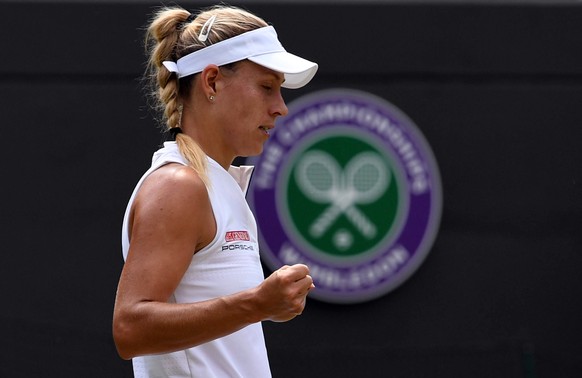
[{"x1": 248, "y1": 89, "x2": 442, "y2": 304}]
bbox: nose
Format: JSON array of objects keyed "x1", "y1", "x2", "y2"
[{"x1": 272, "y1": 92, "x2": 289, "y2": 118}]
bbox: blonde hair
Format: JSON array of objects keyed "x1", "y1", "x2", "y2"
[{"x1": 144, "y1": 5, "x2": 268, "y2": 183}]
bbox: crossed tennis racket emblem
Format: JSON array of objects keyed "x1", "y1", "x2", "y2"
[{"x1": 294, "y1": 150, "x2": 390, "y2": 240}]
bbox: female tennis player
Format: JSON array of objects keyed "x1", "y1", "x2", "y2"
[{"x1": 112, "y1": 4, "x2": 318, "y2": 377}]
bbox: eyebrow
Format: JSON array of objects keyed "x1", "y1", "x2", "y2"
[
  {"x1": 259, "y1": 66, "x2": 285, "y2": 85},
  {"x1": 267, "y1": 73, "x2": 285, "y2": 86}
]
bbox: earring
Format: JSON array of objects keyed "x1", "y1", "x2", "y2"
[{"x1": 209, "y1": 95, "x2": 215, "y2": 102}]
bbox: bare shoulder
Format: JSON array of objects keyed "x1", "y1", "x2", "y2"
[
  {"x1": 130, "y1": 163, "x2": 215, "y2": 252},
  {"x1": 139, "y1": 163, "x2": 208, "y2": 202}
]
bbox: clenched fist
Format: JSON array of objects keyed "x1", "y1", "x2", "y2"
[{"x1": 254, "y1": 264, "x2": 315, "y2": 322}]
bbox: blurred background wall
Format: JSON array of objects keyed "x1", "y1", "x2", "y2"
[{"x1": 1, "y1": 0, "x2": 581, "y2": 377}]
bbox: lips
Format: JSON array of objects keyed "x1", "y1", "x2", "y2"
[{"x1": 259, "y1": 126, "x2": 272, "y2": 135}]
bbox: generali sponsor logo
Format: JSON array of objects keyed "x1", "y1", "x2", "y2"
[{"x1": 225, "y1": 231, "x2": 250, "y2": 242}]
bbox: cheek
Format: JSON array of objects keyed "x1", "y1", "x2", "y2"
[{"x1": 233, "y1": 87, "x2": 263, "y2": 120}]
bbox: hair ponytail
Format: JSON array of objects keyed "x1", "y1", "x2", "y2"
[{"x1": 145, "y1": 7, "x2": 209, "y2": 184}]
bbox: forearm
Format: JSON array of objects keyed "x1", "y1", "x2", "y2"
[{"x1": 113, "y1": 288, "x2": 264, "y2": 360}]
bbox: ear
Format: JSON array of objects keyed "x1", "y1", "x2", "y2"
[{"x1": 199, "y1": 64, "x2": 220, "y2": 96}]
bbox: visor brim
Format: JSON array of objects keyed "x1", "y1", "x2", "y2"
[{"x1": 249, "y1": 51, "x2": 318, "y2": 89}]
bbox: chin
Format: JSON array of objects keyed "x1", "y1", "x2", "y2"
[{"x1": 242, "y1": 145, "x2": 264, "y2": 157}]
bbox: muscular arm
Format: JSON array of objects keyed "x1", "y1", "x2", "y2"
[{"x1": 112, "y1": 164, "x2": 313, "y2": 360}]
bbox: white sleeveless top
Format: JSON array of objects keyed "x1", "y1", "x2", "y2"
[{"x1": 121, "y1": 142, "x2": 271, "y2": 378}]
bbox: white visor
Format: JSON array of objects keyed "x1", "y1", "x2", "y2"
[{"x1": 162, "y1": 26, "x2": 318, "y2": 89}]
